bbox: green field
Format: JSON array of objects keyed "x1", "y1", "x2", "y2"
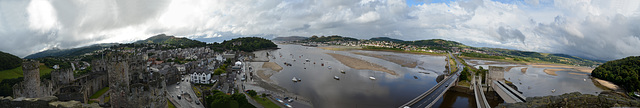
[
  {"x1": 252, "y1": 96, "x2": 279, "y2": 108},
  {"x1": 0, "y1": 64, "x2": 53, "y2": 83},
  {"x1": 168, "y1": 98, "x2": 176, "y2": 108},
  {"x1": 89, "y1": 87, "x2": 109, "y2": 99}
]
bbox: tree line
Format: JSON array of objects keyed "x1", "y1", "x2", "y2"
[{"x1": 591, "y1": 56, "x2": 640, "y2": 92}]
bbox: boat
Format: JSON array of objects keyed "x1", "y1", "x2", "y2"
[
  {"x1": 414, "y1": 76, "x2": 418, "y2": 79},
  {"x1": 334, "y1": 76, "x2": 340, "y2": 80},
  {"x1": 584, "y1": 79, "x2": 586, "y2": 81},
  {"x1": 551, "y1": 89, "x2": 556, "y2": 93},
  {"x1": 340, "y1": 70, "x2": 345, "y2": 74},
  {"x1": 328, "y1": 66, "x2": 332, "y2": 69},
  {"x1": 305, "y1": 59, "x2": 310, "y2": 62},
  {"x1": 369, "y1": 76, "x2": 376, "y2": 80},
  {"x1": 292, "y1": 77, "x2": 301, "y2": 82}
]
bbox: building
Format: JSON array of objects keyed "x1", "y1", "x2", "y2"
[
  {"x1": 13, "y1": 59, "x2": 53, "y2": 98},
  {"x1": 190, "y1": 71, "x2": 213, "y2": 84},
  {"x1": 487, "y1": 66, "x2": 505, "y2": 82}
]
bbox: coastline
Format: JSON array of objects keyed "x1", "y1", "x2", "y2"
[
  {"x1": 352, "y1": 52, "x2": 418, "y2": 68},
  {"x1": 325, "y1": 53, "x2": 397, "y2": 75}
]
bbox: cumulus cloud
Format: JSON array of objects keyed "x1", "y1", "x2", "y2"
[{"x1": 0, "y1": 0, "x2": 639, "y2": 61}]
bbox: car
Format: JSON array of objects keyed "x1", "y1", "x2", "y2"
[
  {"x1": 288, "y1": 99, "x2": 294, "y2": 103},
  {"x1": 285, "y1": 103, "x2": 292, "y2": 108},
  {"x1": 241, "y1": 78, "x2": 246, "y2": 81},
  {"x1": 195, "y1": 101, "x2": 200, "y2": 105},
  {"x1": 284, "y1": 97, "x2": 289, "y2": 100},
  {"x1": 276, "y1": 98, "x2": 284, "y2": 103},
  {"x1": 177, "y1": 95, "x2": 182, "y2": 99}
]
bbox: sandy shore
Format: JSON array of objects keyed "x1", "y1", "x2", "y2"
[
  {"x1": 318, "y1": 45, "x2": 361, "y2": 51},
  {"x1": 592, "y1": 78, "x2": 620, "y2": 91},
  {"x1": 568, "y1": 72, "x2": 588, "y2": 76},
  {"x1": 325, "y1": 53, "x2": 397, "y2": 75},
  {"x1": 262, "y1": 62, "x2": 283, "y2": 71},
  {"x1": 543, "y1": 69, "x2": 564, "y2": 76},
  {"x1": 530, "y1": 64, "x2": 594, "y2": 73},
  {"x1": 352, "y1": 52, "x2": 417, "y2": 68}
]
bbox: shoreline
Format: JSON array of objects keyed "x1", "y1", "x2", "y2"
[
  {"x1": 591, "y1": 78, "x2": 621, "y2": 91},
  {"x1": 325, "y1": 53, "x2": 397, "y2": 75}
]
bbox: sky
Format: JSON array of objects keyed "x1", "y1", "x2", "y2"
[{"x1": 0, "y1": 0, "x2": 639, "y2": 61}]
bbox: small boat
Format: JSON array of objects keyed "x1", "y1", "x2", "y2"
[
  {"x1": 328, "y1": 66, "x2": 332, "y2": 69},
  {"x1": 369, "y1": 76, "x2": 376, "y2": 80},
  {"x1": 551, "y1": 89, "x2": 556, "y2": 93},
  {"x1": 584, "y1": 79, "x2": 586, "y2": 81},
  {"x1": 414, "y1": 76, "x2": 418, "y2": 79},
  {"x1": 292, "y1": 77, "x2": 301, "y2": 82},
  {"x1": 306, "y1": 59, "x2": 310, "y2": 62},
  {"x1": 340, "y1": 70, "x2": 345, "y2": 74},
  {"x1": 334, "y1": 76, "x2": 340, "y2": 80}
]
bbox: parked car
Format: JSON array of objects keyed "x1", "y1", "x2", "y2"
[
  {"x1": 276, "y1": 98, "x2": 284, "y2": 103},
  {"x1": 177, "y1": 95, "x2": 182, "y2": 99}
]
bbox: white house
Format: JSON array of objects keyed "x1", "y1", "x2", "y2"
[{"x1": 190, "y1": 71, "x2": 213, "y2": 84}]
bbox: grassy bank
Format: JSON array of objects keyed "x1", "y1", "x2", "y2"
[
  {"x1": 251, "y1": 96, "x2": 279, "y2": 108},
  {"x1": 168, "y1": 98, "x2": 177, "y2": 108}
]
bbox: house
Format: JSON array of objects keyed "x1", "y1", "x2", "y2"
[{"x1": 190, "y1": 70, "x2": 213, "y2": 84}]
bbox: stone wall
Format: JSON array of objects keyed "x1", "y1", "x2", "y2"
[
  {"x1": 52, "y1": 68, "x2": 74, "y2": 86},
  {"x1": 497, "y1": 92, "x2": 640, "y2": 108},
  {"x1": 0, "y1": 96, "x2": 96, "y2": 108},
  {"x1": 105, "y1": 52, "x2": 167, "y2": 108}
]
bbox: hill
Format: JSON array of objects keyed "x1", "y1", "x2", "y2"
[
  {"x1": 24, "y1": 43, "x2": 117, "y2": 59},
  {"x1": 369, "y1": 37, "x2": 404, "y2": 42},
  {"x1": 591, "y1": 56, "x2": 640, "y2": 92},
  {"x1": 305, "y1": 35, "x2": 358, "y2": 42},
  {"x1": 134, "y1": 34, "x2": 206, "y2": 48},
  {"x1": 402, "y1": 39, "x2": 466, "y2": 48},
  {"x1": 211, "y1": 37, "x2": 277, "y2": 52},
  {"x1": 272, "y1": 36, "x2": 308, "y2": 41},
  {"x1": 0, "y1": 51, "x2": 22, "y2": 70}
]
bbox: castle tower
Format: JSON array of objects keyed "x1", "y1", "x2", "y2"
[{"x1": 22, "y1": 59, "x2": 41, "y2": 98}]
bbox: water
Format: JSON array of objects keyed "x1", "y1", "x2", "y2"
[
  {"x1": 467, "y1": 60, "x2": 605, "y2": 97},
  {"x1": 265, "y1": 44, "x2": 450, "y2": 108}
]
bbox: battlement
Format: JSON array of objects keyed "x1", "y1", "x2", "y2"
[{"x1": 22, "y1": 59, "x2": 40, "y2": 70}]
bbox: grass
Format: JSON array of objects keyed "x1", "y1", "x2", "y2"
[
  {"x1": 449, "y1": 55, "x2": 458, "y2": 74},
  {"x1": 168, "y1": 98, "x2": 177, "y2": 108},
  {"x1": 192, "y1": 86, "x2": 202, "y2": 97},
  {"x1": 89, "y1": 87, "x2": 109, "y2": 99},
  {"x1": 251, "y1": 96, "x2": 280, "y2": 108},
  {"x1": 0, "y1": 64, "x2": 53, "y2": 83},
  {"x1": 87, "y1": 87, "x2": 109, "y2": 104},
  {"x1": 457, "y1": 81, "x2": 471, "y2": 87}
]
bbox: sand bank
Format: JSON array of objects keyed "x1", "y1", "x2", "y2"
[
  {"x1": 262, "y1": 62, "x2": 283, "y2": 71},
  {"x1": 543, "y1": 69, "x2": 565, "y2": 76},
  {"x1": 592, "y1": 78, "x2": 620, "y2": 91},
  {"x1": 325, "y1": 53, "x2": 397, "y2": 75},
  {"x1": 521, "y1": 68, "x2": 528, "y2": 73},
  {"x1": 530, "y1": 64, "x2": 594, "y2": 73},
  {"x1": 352, "y1": 52, "x2": 417, "y2": 68},
  {"x1": 568, "y1": 72, "x2": 588, "y2": 76}
]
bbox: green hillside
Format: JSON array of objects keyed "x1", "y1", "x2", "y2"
[
  {"x1": 591, "y1": 56, "x2": 640, "y2": 92},
  {"x1": 134, "y1": 34, "x2": 206, "y2": 48},
  {"x1": 212, "y1": 37, "x2": 277, "y2": 52},
  {"x1": 24, "y1": 43, "x2": 117, "y2": 59},
  {"x1": 0, "y1": 51, "x2": 22, "y2": 70},
  {"x1": 305, "y1": 35, "x2": 358, "y2": 42},
  {"x1": 369, "y1": 37, "x2": 404, "y2": 42}
]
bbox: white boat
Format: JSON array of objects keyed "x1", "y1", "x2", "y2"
[
  {"x1": 340, "y1": 70, "x2": 345, "y2": 74},
  {"x1": 292, "y1": 77, "x2": 300, "y2": 82},
  {"x1": 551, "y1": 89, "x2": 556, "y2": 93},
  {"x1": 334, "y1": 76, "x2": 340, "y2": 80},
  {"x1": 369, "y1": 76, "x2": 376, "y2": 80},
  {"x1": 328, "y1": 66, "x2": 332, "y2": 69}
]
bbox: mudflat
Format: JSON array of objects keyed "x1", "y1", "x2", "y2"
[{"x1": 325, "y1": 53, "x2": 397, "y2": 75}]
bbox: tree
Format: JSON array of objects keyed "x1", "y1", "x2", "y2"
[
  {"x1": 214, "y1": 68, "x2": 226, "y2": 75},
  {"x1": 247, "y1": 90, "x2": 257, "y2": 97}
]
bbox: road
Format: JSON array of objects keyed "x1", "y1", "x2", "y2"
[
  {"x1": 407, "y1": 53, "x2": 464, "y2": 108},
  {"x1": 167, "y1": 76, "x2": 205, "y2": 108}
]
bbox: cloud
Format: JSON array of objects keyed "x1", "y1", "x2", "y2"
[{"x1": 0, "y1": 0, "x2": 639, "y2": 61}]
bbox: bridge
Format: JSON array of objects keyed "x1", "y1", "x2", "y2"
[
  {"x1": 400, "y1": 53, "x2": 463, "y2": 108},
  {"x1": 473, "y1": 76, "x2": 490, "y2": 108},
  {"x1": 492, "y1": 80, "x2": 526, "y2": 103}
]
